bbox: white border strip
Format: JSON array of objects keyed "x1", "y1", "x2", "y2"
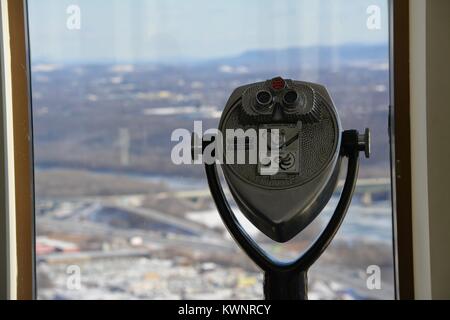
[
  {"x1": 409, "y1": 0, "x2": 432, "y2": 299},
  {"x1": 0, "y1": 0, "x2": 17, "y2": 300}
]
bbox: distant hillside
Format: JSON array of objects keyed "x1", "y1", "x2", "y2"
[{"x1": 203, "y1": 44, "x2": 389, "y2": 69}]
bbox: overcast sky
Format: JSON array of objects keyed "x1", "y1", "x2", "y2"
[{"x1": 28, "y1": 0, "x2": 389, "y2": 63}]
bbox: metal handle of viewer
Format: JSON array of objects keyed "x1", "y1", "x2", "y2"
[{"x1": 204, "y1": 130, "x2": 365, "y2": 300}]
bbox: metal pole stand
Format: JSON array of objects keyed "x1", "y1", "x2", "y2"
[{"x1": 204, "y1": 130, "x2": 369, "y2": 300}]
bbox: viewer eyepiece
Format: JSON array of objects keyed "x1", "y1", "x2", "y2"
[
  {"x1": 283, "y1": 90, "x2": 299, "y2": 106},
  {"x1": 256, "y1": 90, "x2": 273, "y2": 107}
]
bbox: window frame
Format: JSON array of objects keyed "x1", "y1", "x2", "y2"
[
  {"x1": 0, "y1": 0, "x2": 414, "y2": 300},
  {"x1": 390, "y1": 0, "x2": 415, "y2": 300},
  {"x1": 0, "y1": 0, "x2": 35, "y2": 300}
]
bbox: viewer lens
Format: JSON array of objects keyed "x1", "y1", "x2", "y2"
[
  {"x1": 256, "y1": 90, "x2": 272, "y2": 106},
  {"x1": 283, "y1": 90, "x2": 298, "y2": 105}
]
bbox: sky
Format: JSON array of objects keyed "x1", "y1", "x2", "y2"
[{"x1": 28, "y1": 0, "x2": 389, "y2": 63}]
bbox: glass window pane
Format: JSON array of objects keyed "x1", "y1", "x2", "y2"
[{"x1": 29, "y1": 0, "x2": 393, "y2": 300}]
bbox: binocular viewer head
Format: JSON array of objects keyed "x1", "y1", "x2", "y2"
[
  {"x1": 193, "y1": 77, "x2": 370, "y2": 243},
  {"x1": 212, "y1": 77, "x2": 343, "y2": 242}
]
